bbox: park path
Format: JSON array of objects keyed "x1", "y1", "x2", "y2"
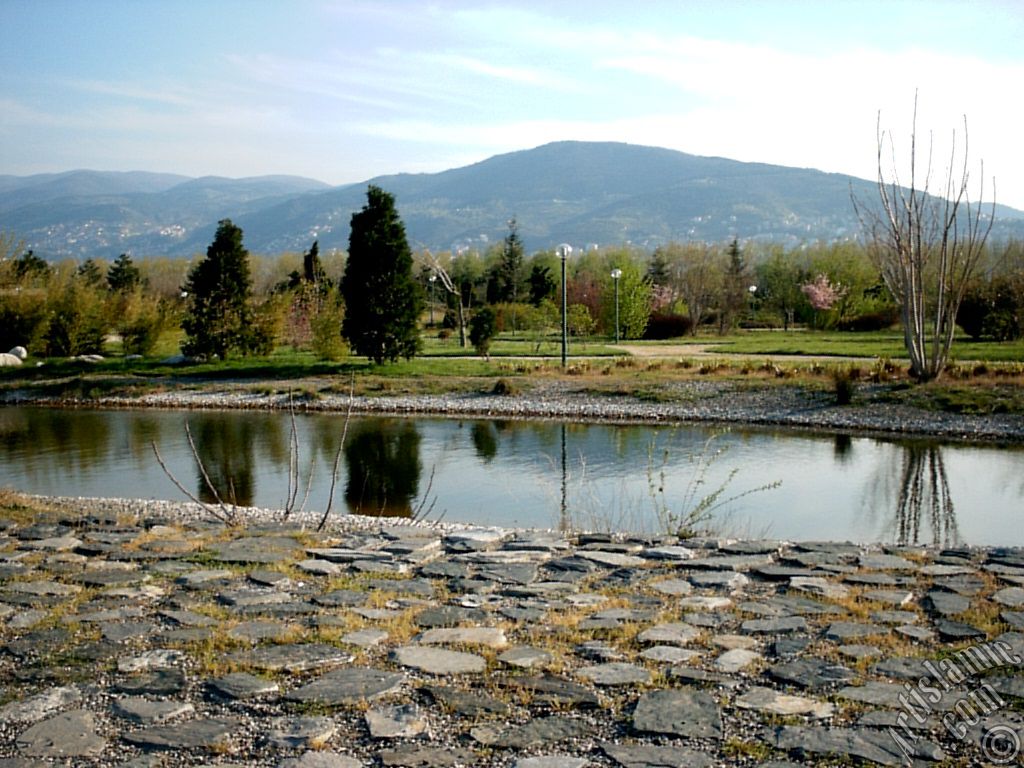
[{"x1": 617, "y1": 343, "x2": 871, "y2": 363}]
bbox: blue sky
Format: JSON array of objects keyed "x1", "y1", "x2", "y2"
[{"x1": 2, "y1": 0, "x2": 1023, "y2": 209}]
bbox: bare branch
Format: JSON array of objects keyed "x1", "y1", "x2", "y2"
[
  {"x1": 861, "y1": 95, "x2": 996, "y2": 381},
  {"x1": 411, "y1": 466, "x2": 438, "y2": 524},
  {"x1": 151, "y1": 440, "x2": 234, "y2": 524},
  {"x1": 182, "y1": 420, "x2": 232, "y2": 513},
  {"x1": 318, "y1": 377, "x2": 355, "y2": 532}
]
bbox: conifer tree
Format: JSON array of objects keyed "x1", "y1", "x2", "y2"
[
  {"x1": 181, "y1": 219, "x2": 254, "y2": 359},
  {"x1": 341, "y1": 186, "x2": 422, "y2": 364},
  {"x1": 106, "y1": 253, "x2": 141, "y2": 293},
  {"x1": 719, "y1": 237, "x2": 749, "y2": 334},
  {"x1": 497, "y1": 217, "x2": 524, "y2": 303},
  {"x1": 77, "y1": 258, "x2": 104, "y2": 287},
  {"x1": 303, "y1": 240, "x2": 329, "y2": 288}
]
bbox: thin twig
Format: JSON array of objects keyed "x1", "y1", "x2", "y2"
[
  {"x1": 318, "y1": 377, "x2": 354, "y2": 532},
  {"x1": 411, "y1": 466, "x2": 438, "y2": 523},
  {"x1": 282, "y1": 394, "x2": 300, "y2": 519},
  {"x1": 184, "y1": 421, "x2": 226, "y2": 508},
  {"x1": 150, "y1": 440, "x2": 233, "y2": 524}
]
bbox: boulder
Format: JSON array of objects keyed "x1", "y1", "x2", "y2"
[
  {"x1": 0, "y1": 353, "x2": 22, "y2": 367},
  {"x1": 9, "y1": 346, "x2": 27, "y2": 360}
]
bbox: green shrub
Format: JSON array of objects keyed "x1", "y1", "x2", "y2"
[
  {"x1": 832, "y1": 368, "x2": 856, "y2": 405},
  {"x1": 838, "y1": 307, "x2": 899, "y2": 332},
  {"x1": 469, "y1": 307, "x2": 497, "y2": 357},
  {"x1": 492, "y1": 378, "x2": 518, "y2": 395},
  {"x1": 311, "y1": 301, "x2": 348, "y2": 361},
  {"x1": 0, "y1": 288, "x2": 48, "y2": 352},
  {"x1": 43, "y1": 282, "x2": 106, "y2": 356},
  {"x1": 643, "y1": 312, "x2": 693, "y2": 339}
]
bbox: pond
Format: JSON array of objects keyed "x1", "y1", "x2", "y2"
[{"x1": 1, "y1": 406, "x2": 1022, "y2": 547}]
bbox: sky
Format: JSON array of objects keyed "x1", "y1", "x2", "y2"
[{"x1": 2, "y1": 0, "x2": 1023, "y2": 210}]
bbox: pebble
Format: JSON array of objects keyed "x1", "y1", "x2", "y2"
[{"x1": 0, "y1": 499, "x2": 1017, "y2": 766}]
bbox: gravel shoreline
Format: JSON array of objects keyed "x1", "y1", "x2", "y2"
[{"x1": 5, "y1": 379, "x2": 1024, "y2": 444}]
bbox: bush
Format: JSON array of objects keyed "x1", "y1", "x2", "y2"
[
  {"x1": 43, "y1": 283, "x2": 106, "y2": 356},
  {"x1": 567, "y1": 303, "x2": 595, "y2": 338},
  {"x1": 311, "y1": 300, "x2": 348, "y2": 361},
  {"x1": 441, "y1": 307, "x2": 459, "y2": 330},
  {"x1": 838, "y1": 307, "x2": 899, "y2": 332},
  {"x1": 115, "y1": 291, "x2": 167, "y2": 357},
  {"x1": 956, "y1": 276, "x2": 1023, "y2": 341},
  {"x1": 246, "y1": 299, "x2": 284, "y2": 356},
  {"x1": 492, "y1": 378, "x2": 518, "y2": 395},
  {"x1": 120, "y1": 310, "x2": 164, "y2": 356},
  {"x1": 469, "y1": 307, "x2": 497, "y2": 356},
  {"x1": 0, "y1": 289, "x2": 48, "y2": 352},
  {"x1": 832, "y1": 368, "x2": 856, "y2": 405},
  {"x1": 956, "y1": 286, "x2": 988, "y2": 339},
  {"x1": 643, "y1": 312, "x2": 693, "y2": 340},
  {"x1": 983, "y1": 309, "x2": 1021, "y2": 342}
]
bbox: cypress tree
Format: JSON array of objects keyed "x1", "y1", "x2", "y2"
[
  {"x1": 341, "y1": 186, "x2": 422, "y2": 364},
  {"x1": 181, "y1": 219, "x2": 254, "y2": 359}
]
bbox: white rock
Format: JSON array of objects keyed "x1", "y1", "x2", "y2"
[
  {"x1": 735, "y1": 685, "x2": 835, "y2": 718},
  {"x1": 416, "y1": 627, "x2": 508, "y2": 649},
  {"x1": 9, "y1": 346, "x2": 28, "y2": 360},
  {"x1": 0, "y1": 686, "x2": 81, "y2": 723},
  {"x1": 714, "y1": 647, "x2": 762, "y2": 673}
]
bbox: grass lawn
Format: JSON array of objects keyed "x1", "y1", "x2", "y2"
[
  {"x1": 661, "y1": 330, "x2": 1024, "y2": 363},
  {"x1": 2, "y1": 327, "x2": 1021, "y2": 415},
  {"x1": 419, "y1": 332, "x2": 619, "y2": 358}
]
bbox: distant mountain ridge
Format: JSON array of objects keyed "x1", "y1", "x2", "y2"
[{"x1": 2, "y1": 142, "x2": 1021, "y2": 259}]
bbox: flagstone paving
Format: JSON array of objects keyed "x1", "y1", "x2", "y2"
[{"x1": 2, "y1": 503, "x2": 1024, "y2": 766}]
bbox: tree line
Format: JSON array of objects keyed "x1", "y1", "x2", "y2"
[{"x1": 2, "y1": 187, "x2": 1020, "y2": 369}]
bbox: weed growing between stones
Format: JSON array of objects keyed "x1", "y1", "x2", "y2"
[{"x1": 646, "y1": 432, "x2": 781, "y2": 538}]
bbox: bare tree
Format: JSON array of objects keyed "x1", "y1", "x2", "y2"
[
  {"x1": 418, "y1": 250, "x2": 468, "y2": 347},
  {"x1": 655, "y1": 242, "x2": 721, "y2": 335},
  {"x1": 855, "y1": 95, "x2": 995, "y2": 381}
]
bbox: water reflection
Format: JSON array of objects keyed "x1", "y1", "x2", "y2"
[
  {"x1": 1, "y1": 406, "x2": 1021, "y2": 545},
  {"x1": 0, "y1": 407, "x2": 113, "y2": 477},
  {"x1": 344, "y1": 418, "x2": 422, "y2": 517},
  {"x1": 893, "y1": 445, "x2": 960, "y2": 548},
  {"x1": 833, "y1": 433, "x2": 853, "y2": 463},
  {"x1": 863, "y1": 442, "x2": 962, "y2": 548},
  {"x1": 471, "y1": 422, "x2": 498, "y2": 463},
  {"x1": 189, "y1": 415, "x2": 258, "y2": 507}
]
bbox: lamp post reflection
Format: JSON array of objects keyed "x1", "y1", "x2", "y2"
[{"x1": 559, "y1": 422, "x2": 569, "y2": 532}]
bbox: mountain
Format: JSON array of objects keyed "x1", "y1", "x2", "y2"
[{"x1": 2, "y1": 142, "x2": 1021, "y2": 259}]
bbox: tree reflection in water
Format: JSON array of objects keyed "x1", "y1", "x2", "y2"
[
  {"x1": 865, "y1": 441, "x2": 961, "y2": 548},
  {"x1": 190, "y1": 415, "x2": 257, "y2": 507},
  {"x1": 893, "y1": 444, "x2": 960, "y2": 547},
  {"x1": 833, "y1": 433, "x2": 853, "y2": 463},
  {"x1": 470, "y1": 422, "x2": 498, "y2": 463},
  {"x1": 344, "y1": 419, "x2": 422, "y2": 517}
]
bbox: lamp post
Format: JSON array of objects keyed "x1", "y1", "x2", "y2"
[
  {"x1": 428, "y1": 274, "x2": 437, "y2": 326},
  {"x1": 610, "y1": 268, "x2": 622, "y2": 343},
  {"x1": 556, "y1": 244, "x2": 573, "y2": 367}
]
